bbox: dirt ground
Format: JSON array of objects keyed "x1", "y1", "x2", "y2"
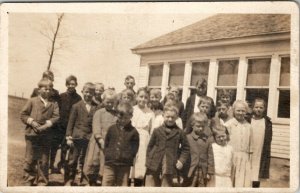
[{"x1": 7, "y1": 97, "x2": 290, "y2": 187}]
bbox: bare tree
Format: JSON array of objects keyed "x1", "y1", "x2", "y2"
[{"x1": 39, "y1": 13, "x2": 65, "y2": 70}]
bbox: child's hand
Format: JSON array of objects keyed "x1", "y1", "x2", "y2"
[
  {"x1": 98, "y1": 138, "x2": 105, "y2": 149},
  {"x1": 176, "y1": 160, "x2": 183, "y2": 170},
  {"x1": 37, "y1": 124, "x2": 48, "y2": 133},
  {"x1": 66, "y1": 139, "x2": 74, "y2": 147},
  {"x1": 31, "y1": 121, "x2": 41, "y2": 129},
  {"x1": 206, "y1": 174, "x2": 211, "y2": 181}
]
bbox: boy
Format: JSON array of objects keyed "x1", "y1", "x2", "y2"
[
  {"x1": 102, "y1": 102, "x2": 140, "y2": 186},
  {"x1": 20, "y1": 78, "x2": 59, "y2": 186},
  {"x1": 213, "y1": 100, "x2": 232, "y2": 127},
  {"x1": 145, "y1": 104, "x2": 190, "y2": 187},
  {"x1": 50, "y1": 75, "x2": 82, "y2": 173},
  {"x1": 123, "y1": 75, "x2": 136, "y2": 94},
  {"x1": 250, "y1": 98, "x2": 272, "y2": 188},
  {"x1": 149, "y1": 88, "x2": 163, "y2": 115},
  {"x1": 64, "y1": 82, "x2": 98, "y2": 186},
  {"x1": 182, "y1": 112, "x2": 214, "y2": 187}
]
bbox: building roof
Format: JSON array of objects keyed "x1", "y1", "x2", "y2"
[{"x1": 133, "y1": 14, "x2": 290, "y2": 50}]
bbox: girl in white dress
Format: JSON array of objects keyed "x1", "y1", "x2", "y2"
[
  {"x1": 224, "y1": 100, "x2": 253, "y2": 187},
  {"x1": 130, "y1": 87, "x2": 154, "y2": 186}
]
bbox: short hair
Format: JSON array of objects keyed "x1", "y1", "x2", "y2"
[
  {"x1": 189, "y1": 112, "x2": 208, "y2": 126},
  {"x1": 195, "y1": 78, "x2": 207, "y2": 88},
  {"x1": 198, "y1": 96, "x2": 211, "y2": 106},
  {"x1": 216, "y1": 100, "x2": 230, "y2": 108},
  {"x1": 125, "y1": 75, "x2": 135, "y2": 81},
  {"x1": 212, "y1": 124, "x2": 230, "y2": 141},
  {"x1": 38, "y1": 78, "x2": 53, "y2": 88},
  {"x1": 42, "y1": 70, "x2": 54, "y2": 81},
  {"x1": 137, "y1": 87, "x2": 149, "y2": 96},
  {"x1": 198, "y1": 96, "x2": 216, "y2": 118},
  {"x1": 165, "y1": 92, "x2": 176, "y2": 101},
  {"x1": 82, "y1": 82, "x2": 95, "y2": 92},
  {"x1": 65, "y1": 75, "x2": 78, "y2": 86},
  {"x1": 252, "y1": 98, "x2": 267, "y2": 109},
  {"x1": 149, "y1": 88, "x2": 162, "y2": 98},
  {"x1": 117, "y1": 101, "x2": 134, "y2": 116},
  {"x1": 121, "y1": 89, "x2": 135, "y2": 99},
  {"x1": 218, "y1": 89, "x2": 233, "y2": 98},
  {"x1": 232, "y1": 100, "x2": 249, "y2": 112},
  {"x1": 163, "y1": 101, "x2": 179, "y2": 115},
  {"x1": 102, "y1": 89, "x2": 117, "y2": 101},
  {"x1": 169, "y1": 86, "x2": 180, "y2": 93},
  {"x1": 94, "y1": 82, "x2": 104, "y2": 88}
]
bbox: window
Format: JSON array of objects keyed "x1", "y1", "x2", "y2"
[
  {"x1": 215, "y1": 59, "x2": 239, "y2": 104},
  {"x1": 148, "y1": 64, "x2": 163, "y2": 88},
  {"x1": 277, "y1": 56, "x2": 290, "y2": 118},
  {"x1": 189, "y1": 61, "x2": 209, "y2": 96},
  {"x1": 169, "y1": 63, "x2": 184, "y2": 87},
  {"x1": 245, "y1": 58, "x2": 271, "y2": 108}
]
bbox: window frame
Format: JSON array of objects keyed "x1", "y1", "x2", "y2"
[{"x1": 147, "y1": 62, "x2": 164, "y2": 89}]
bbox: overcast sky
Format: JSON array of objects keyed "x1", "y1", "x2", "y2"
[{"x1": 8, "y1": 12, "x2": 211, "y2": 98}]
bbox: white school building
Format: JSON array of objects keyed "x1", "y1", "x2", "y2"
[{"x1": 132, "y1": 14, "x2": 290, "y2": 159}]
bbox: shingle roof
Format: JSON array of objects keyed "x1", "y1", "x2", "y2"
[{"x1": 133, "y1": 14, "x2": 290, "y2": 50}]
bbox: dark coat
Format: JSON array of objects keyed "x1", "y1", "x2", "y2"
[
  {"x1": 58, "y1": 91, "x2": 82, "y2": 131},
  {"x1": 20, "y1": 97, "x2": 59, "y2": 136},
  {"x1": 146, "y1": 124, "x2": 190, "y2": 175},
  {"x1": 249, "y1": 116, "x2": 273, "y2": 179},
  {"x1": 104, "y1": 122, "x2": 139, "y2": 166},
  {"x1": 65, "y1": 100, "x2": 97, "y2": 140},
  {"x1": 182, "y1": 94, "x2": 196, "y2": 128}
]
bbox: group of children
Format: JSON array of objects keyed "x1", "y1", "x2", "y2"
[{"x1": 20, "y1": 71, "x2": 272, "y2": 188}]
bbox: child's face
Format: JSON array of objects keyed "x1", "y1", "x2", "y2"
[
  {"x1": 221, "y1": 95, "x2": 231, "y2": 104},
  {"x1": 95, "y1": 85, "x2": 104, "y2": 98},
  {"x1": 82, "y1": 88, "x2": 94, "y2": 103},
  {"x1": 136, "y1": 91, "x2": 148, "y2": 108},
  {"x1": 169, "y1": 89, "x2": 179, "y2": 100},
  {"x1": 217, "y1": 105, "x2": 229, "y2": 119},
  {"x1": 150, "y1": 93, "x2": 161, "y2": 107},
  {"x1": 252, "y1": 101, "x2": 265, "y2": 118},
  {"x1": 124, "y1": 78, "x2": 135, "y2": 89},
  {"x1": 66, "y1": 80, "x2": 77, "y2": 93},
  {"x1": 234, "y1": 103, "x2": 247, "y2": 122},
  {"x1": 117, "y1": 112, "x2": 132, "y2": 127},
  {"x1": 198, "y1": 102, "x2": 210, "y2": 115},
  {"x1": 39, "y1": 86, "x2": 51, "y2": 99},
  {"x1": 121, "y1": 94, "x2": 133, "y2": 103},
  {"x1": 103, "y1": 97, "x2": 115, "y2": 111},
  {"x1": 163, "y1": 110, "x2": 178, "y2": 127},
  {"x1": 192, "y1": 121, "x2": 206, "y2": 135},
  {"x1": 215, "y1": 133, "x2": 227, "y2": 146},
  {"x1": 196, "y1": 84, "x2": 207, "y2": 96}
]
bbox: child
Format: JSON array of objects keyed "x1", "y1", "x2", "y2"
[
  {"x1": 148, "y1": 88, "x2": 163, "y2": 115},
  {"x1": 92, "y1": 82, "x2": 105, "y2": 108},
  {"x1": 123, "y1": 75, "x2": 136, "y2": 94},
  {"x1": 250, "y1": 98, "x2": 272, "y2": 188},
  {"x1": 64, "y1": 82, "x2": 98, "y2": 186},
  {"x1": 102, "y1": 102, "x2": 140, "y2": 186},
  {"x1": 224, "y1": 100, "x2": 253, "y2": 187},
  {"x1": 20, "y1": 78, "x2": 59, "y2": 186},
  {"x1": 216, "y1": 89, "x2": 234, "y2": 118},
  {"x1": 213, "y1": 100, "x2": 232, "y2": 127},
  {"x1": 182, "y1": 112, "x2": 214, "y2": 187},
  {"x1": 120, "y1": 88, "x2": 136, "y2": 106},
  {"x1": 151, "y1": 101, "x2": 183, "y2": 134},
  {"x1": 163, "y1": 86, "x2": 184, "y2": 120},
  {"x1": 51, "y1": 75, "x2": 82, "y2": 174},
  {"x1": 84, "y1": 89, "x2": 118, "y2": 186},
  {"x1": 145, "y1": 103, "x2": 190, "y2": 187},
  {"x1": 130, "y1": 87, "x2": 154, "y2": 186},
  {"x1": 207, "y1": 125, "x2": 233, "y2": 187}
]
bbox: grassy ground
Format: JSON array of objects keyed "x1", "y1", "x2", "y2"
[{"x1": 7, "y1": 96, "x2": 290, "y2": 187}]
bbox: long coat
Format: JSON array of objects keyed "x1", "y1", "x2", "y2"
[
  {"x1": 65, "y1": 100, "x2": 97, "y2": 140},
  {"x1": 146, "y1": 124, "x2": 190, "y2": 175},
  {"x1": 182, "y1": 94, "x2": 197, "y2": 128},
  {"x1": 249, "y1": 116, "x2": 272, "y2": 179}
]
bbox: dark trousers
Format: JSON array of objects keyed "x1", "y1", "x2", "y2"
[
  {"x1": 145, "y1": 169, "x2": 173, "y2": 187},
  {"x1": 49, "y1": 128, "x2": 65, "y2": 170},
  {"x1": 64, "y1": 138, "x2": 89, "y2": 183},
  {"x1": 24, "y1": 135, "x2": 51, "y2": 185},
  {"x1": 102, "y1": 165, "x2": 131, "y2": 186},
  {"x1": 182, "y1": 167, "x2": 207, "y2": 187}
]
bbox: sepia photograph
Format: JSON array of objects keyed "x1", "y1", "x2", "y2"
[{"x1": 0, "y1": 2, "x2": 298, "y2": 193}]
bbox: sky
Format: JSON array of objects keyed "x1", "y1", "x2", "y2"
[{"x1": 8, "y1": 12, "x2": 212, "y2": 98}]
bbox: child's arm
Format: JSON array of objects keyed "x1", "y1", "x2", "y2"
[
  {"x1": 177, "y1": 131, "x2": 190, "y2": 169},
  {"x1": 92, "y1": 110, "x2": 105, "y2": 148},
  {"x1": 20, "y1": 99, "x2": 40, "y2": 132},
  {"x1": 131, "y1": 130, "x2": 140, "y2": 158},
  {"x1": 104, "y1": 126, "x2": 112, "y2": 152},
  {"x1": 146, "y1": 129, "x2": 157, "y2": 159},
  {"x1": 207, "y1": 143, "x2": 215, "y2": 177},
  {"x1": 65, "y1": 105, "x2": 78, "y2": 146}
]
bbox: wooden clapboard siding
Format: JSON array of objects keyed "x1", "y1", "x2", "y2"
[
  {"x1": 137, "y1": 65, "x2": 148, "y2": 88},
  {"x1": 271, "y1": 124, "x2": 290, "y2": 159}
]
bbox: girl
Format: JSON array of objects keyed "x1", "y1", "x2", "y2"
[
  {"x1": 250, "y1": 98, "x2": 272, "y2": 188},
  {"x1": 207, "y1": 125, "x2": 234, "y2": 187},
  {"x1": 224, "y1": 100, "x2": 253, "y2": 187},
  {"x1": 130, "y1": 87, "x2": 154, "y2": 186},
  {"x1": 120, "y1": 88, "x2": 136, "y2": 106},
  {"x1": 83, "y1": 89, "x2": 118, "y2": 186},
  {"x1": 92, "y1": 82, "x2": 105, "y2": 108}
]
